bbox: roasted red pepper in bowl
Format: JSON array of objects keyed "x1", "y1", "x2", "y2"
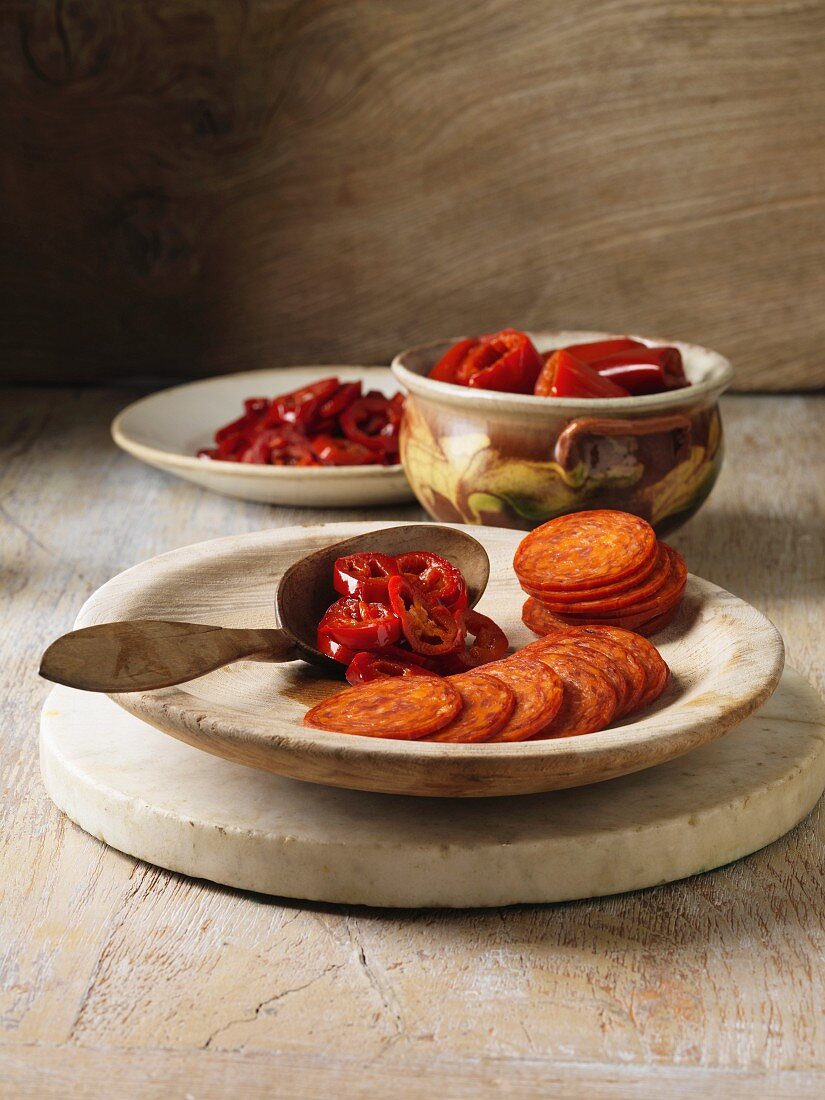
[
  {"x1": 430, "y1": 329, "x2": 543, "y2": 394},
  {"x1": 427, "y1": 332, "x2": 690, "y2": 399}
]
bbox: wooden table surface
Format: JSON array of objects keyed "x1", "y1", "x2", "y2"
[{"x1": 1, "y1": 388, "x2": 823, "y2": 1099}]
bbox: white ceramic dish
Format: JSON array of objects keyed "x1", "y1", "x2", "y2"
[
  {"x1": 73, "y1": 522, "x2": 785, "y2": 798},
  {"x1": 111, "y1": 366, "x2": 414, "y2": 507}
]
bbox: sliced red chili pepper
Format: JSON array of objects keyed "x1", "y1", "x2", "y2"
[
  {"x1": 238, "y1": 428, "x2": 317, "y2": 465},
  {"x1": 310, "y1": 435, "x2": 379, "y2": 466},
  {"x1": 317, "y1": 627, "x2": 358, "y2": 665},
  {"x1": 395, "y1": 551, "x2": 467, "y2": 611},
  {"x1": 386, "y1": 575, "x2": 463, "y2": 656},
  {"x1": 592, "y1": 346, "x2": 687, "y2": 389},
  {"x1": 429, "y1": 338, "x2": 480, "y2": 384},
  {"x1": 345, "y1": 650, "x2": 437, "y2": 686},
  {"x1": 544, "y1": 350, "x2": 631, "y2": 399},
  {"x1": 215, "y1": 403, "x2": 268, "y2": 445},
  {"x1": 460, "y1": 330, "x2": 544, "y2": 394},
  {"x1": 318, "y1": 380, "x2": 362, "y2": 420},
  {"x1": 333, "y1": 552, "x2": 400, "y2": 602},
  {"x1": 273, "y1": 378, "x2": 340, "y2": 431},
  {"x1": 340, "y1": 393, "x2": 400, "y2": 455},
  {"x1": 441, "y1": 609, "x2": 509, "y2": 672},
  {"x1": 319, "y1": 597, "x2": 402, "y2": 651},
  {"x1": 379, "y1": 643, "x2": 438, "y2": 669}
]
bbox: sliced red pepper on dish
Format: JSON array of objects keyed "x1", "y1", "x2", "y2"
[
  {"x1": 345, "y1": 650, "x2": 437, "y2": 686},
  {"x1": 387, "y1": 575, "x2": 463, "y2": 656},
  {"x1": 395, "y1": 551, "x2": 467, "y2": 611},
  {"x1": 319, "y1": 597, "x2": 402, "y2": 652},
  {"x1": 541, "y1": 350, "x2": 631, "y2": 399},
  {"x1": 333, "y1": 552, "x2": 400, "y2": 602},
  {"x1": 318, "y1": 381, "x2": 362, "y2": 420},
  {"x1": 340, "y1": 393, "x2": 402, "y2": 456},
  {"x1": 441, "y1": 609, "x2": 509, "y2": 672},
  {"x1": 237, "y1": 427, "x2": 316, "y2": 465},
  {"x1": 310, "y1": 435, "x2": 379, "y2": 466},
  {"x1": 272, "y1": 378, "x2": 340, "y2": 431},
  {"x1": 429, "y1": 338, "x2": 479, "y2": 384}
]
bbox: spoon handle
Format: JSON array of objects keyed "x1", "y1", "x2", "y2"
[{"x1": 39, "y1": 621, "x2": 299, "y2": 693}]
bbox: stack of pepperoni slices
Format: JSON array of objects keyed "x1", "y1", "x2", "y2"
[
  {"x1": 303, "y1": 624, "x2": 669, "y2": 743},
  {"x1": 516, "y1": 511, "x2": 686, "y2": 638}
]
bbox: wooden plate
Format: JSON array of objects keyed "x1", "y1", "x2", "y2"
[
  {"x1": 74, "y1": 523, "x2": 785, "y2": 798},
  {"x1": 111, "y1": 366, "x2": 413, "y2": 507}
]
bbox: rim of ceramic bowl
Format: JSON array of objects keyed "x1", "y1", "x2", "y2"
[
  {"x1": 111, "y1": 365, "x2": 404, "y2": 478},
  {"x1": 391, "y1": 330, "x2": 733, "y2": 418}
]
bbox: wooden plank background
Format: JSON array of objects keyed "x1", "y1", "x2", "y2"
[{"x1": 1, "y1": 0, "x2": 823, "y2": 389}]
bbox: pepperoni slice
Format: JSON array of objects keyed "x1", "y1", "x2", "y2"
[
  {"x1": 427, "y1": 672, "x2": 515, "y2": 743},
  {"x1": 520, "y1": 632, "x2": 636, "y2": 718},
  {"x1": 522, "y1": 547, "x2": 687, "y2": 638},
  {"x1": 521, "y1": 542, "x2": 660, "y2": 602},
  {"x1": 304, "y1": 676, "x2": 461, "y2": 739},
  {"x1": 519, "y1": 623, "x2": 669, "y2": 722},
  {"x1": 522, "y1": 597, "x2": 576, "y2": 637},
  {"x1": 634, "y1": 602, "x2": 681, "y2": 637},
  {"x1": 568, "y1": 625, "x2": 670, "y2": 714},
  {"x1": 525, "y1": 650, "x2": 619, "y2": 738},
  {"x1": 635, "y1": 655, "x2": 670, "y2": 711},
  {"x1": 563, "y1": 546, "x2": 687, "y2": 623},
  {"x1": 467, "y1": 657, "x2": 564, "y2": 741},
  {"x1": 535, "y1": 543, "x2": 673, "y2": 613},
  {"x1": 514, "y1": 510, "x2": 657, "y2": 591}
]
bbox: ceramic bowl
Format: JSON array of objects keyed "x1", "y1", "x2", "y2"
[
  {"x1": 391, "y1": 331, "x2": 733, "y2": 534},
  {"x1": 112, "y1": 366, "x2": 414, "y2": 507}
]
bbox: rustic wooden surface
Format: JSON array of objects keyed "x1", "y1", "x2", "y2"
[
  {"x1": 1, "y1": 387, "x2": 824, "y2": 1097},
  {"x1": 2, "y1": 1, "x2": 825, "y2": 390}
]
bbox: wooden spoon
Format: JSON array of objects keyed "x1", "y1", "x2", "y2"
[{"x1": 39, "y1": 525, "x2": 490, "y2": 693}]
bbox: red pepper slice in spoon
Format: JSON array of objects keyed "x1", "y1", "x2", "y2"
[
  {"x1": 318, "y1": 597, "x2": 402, "y2": 651},
  {"x1": 395, "y1": 550, "x2": 467, "y2": 611},
  {"x1": 387, "y1": 575, "x2": 463, "y2": 656},
  {"x1": 442, "y1": 609, "x2": 509, "y2": 672},
  {"x1": 333, "y1": 552, "x2": 400, "y2": 603},
  {"x1": 345, "y1": 650, "x2": 437, "y2": 686}
]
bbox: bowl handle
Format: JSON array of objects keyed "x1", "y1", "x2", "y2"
[{"x1": 554, "y1": 413, "x2": 693, "y2": 471}]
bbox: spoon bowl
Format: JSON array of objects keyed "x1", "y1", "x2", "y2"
[
  {"x1": 40, "y1": 524, "x2": 490, "y2": 692},
  {"x1": 276, "y1": 523, "x2": 490, "y2": 667}
]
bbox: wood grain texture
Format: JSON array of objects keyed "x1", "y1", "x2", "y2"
[
  {"x1": 1, "y1": 386, "x2": 824, "y2": 1096},
  {"x1": 1, "y1": 2, "x2": 824, "y2": 390}
]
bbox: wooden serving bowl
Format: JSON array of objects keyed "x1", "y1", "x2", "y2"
[
  {"x1": 391, "y1": 331, "x2": 734, "y2": 535},
  {"x1": 72, "y1": 522, "x2": 784, "y2": 798}
]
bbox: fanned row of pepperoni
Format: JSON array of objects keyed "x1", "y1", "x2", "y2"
[
  {"x1": 303, "y1": 624, "x2": 669, "y2": 743},
  {"x1": 515, "y1": 510, "x2": 687, "y2": 637}
]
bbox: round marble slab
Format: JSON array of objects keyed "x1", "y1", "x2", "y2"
[{"x1": 40, "y1": 669, "x2": 825, "y2": 908}]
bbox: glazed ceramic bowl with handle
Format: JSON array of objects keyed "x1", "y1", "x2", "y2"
[{"x1": 391, "y1": 331, "x2": 733, "y2": 534}]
